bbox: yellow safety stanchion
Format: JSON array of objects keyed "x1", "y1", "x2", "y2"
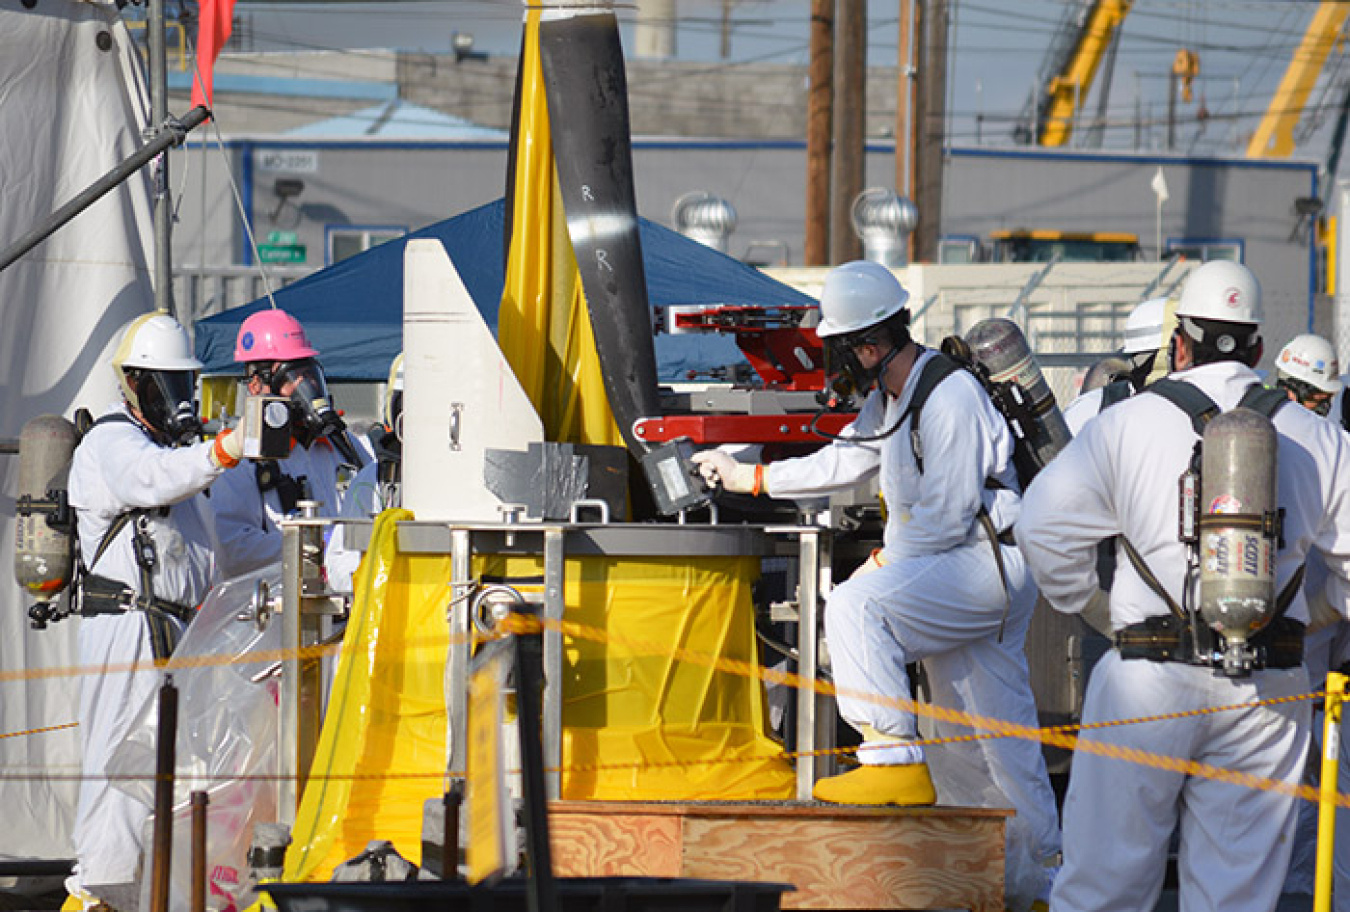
[{"x1": 1316, "y1": 671, "x2": 1347, "y2": 912}]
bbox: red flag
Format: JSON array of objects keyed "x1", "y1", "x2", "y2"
[{"x1": 192, "y1": 0, "x2": 236, "y2": 107}]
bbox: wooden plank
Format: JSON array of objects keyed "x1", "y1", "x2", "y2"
[
  {"x1": 551, "y1": 812, "x2": 683, "y2": 877},
  {"x1": 548, "y1": 801, "x2": 1007, "y2": 911},
  {"x1": 550, "y1": 800, "x2": 1011, "y2": 820},
  {"x1": 681, "y1": 815, "x2": 1003, "y2": 911}
]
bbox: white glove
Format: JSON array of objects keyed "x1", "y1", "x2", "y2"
[
  {"x1": 210, "y1": 428, "x2": 244, "y2": 469},
  {"x1": 1307, "y1": 582, "x2": 1342, "y2": 634},
  {"x1": 691, "y1": 450, "x2": 761, "y2": 495}
]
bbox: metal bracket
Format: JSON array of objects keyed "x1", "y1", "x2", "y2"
[
  {"x1": 568, "y1": 499, "x2": 611, "y2": 524},
  {"x1": 238, "y1": 578, "x2": 278, "y2": 632}
]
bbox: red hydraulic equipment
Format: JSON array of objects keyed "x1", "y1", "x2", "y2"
[{"x1": 635, "y1": 304, "x2": 855, "y2": 446}]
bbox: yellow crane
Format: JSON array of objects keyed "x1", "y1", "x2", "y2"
[
  {"x1": 1247, "y1": 1, "x2": 1350, "y2": 158},
  {"x1": 1035, "y1": 0, "x2": 1134, "y2": 147}
]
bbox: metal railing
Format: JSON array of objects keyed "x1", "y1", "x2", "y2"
[{"x1": 173, "y1": 265, "x2": 314, "y2": 330}]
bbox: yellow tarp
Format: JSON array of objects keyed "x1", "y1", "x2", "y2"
[
  {"x1": 284, "y1": 508, "x2": 449, "y2": 882},
  {"x1": 285, "y1": 512, "x2": 795, "y2": 881},
  {"x1": 496, "y1": 6, "x2": 623, "y2": 448}
]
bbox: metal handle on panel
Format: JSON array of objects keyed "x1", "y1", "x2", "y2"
[{"x1": 449, "y1": 402, "x2": 463, "y2": 452}]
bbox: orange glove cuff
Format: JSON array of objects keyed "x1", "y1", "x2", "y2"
[
  {"x1": 212, "y1": 431, "x2": 241, "y2": 469},
  {"x1": 752, "y1": 463, "x2": 764, "y2": 497}
]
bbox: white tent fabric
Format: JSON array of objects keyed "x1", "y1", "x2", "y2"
[{"x1": 0, "y1": 0, "x2": 156, "y2": 860}]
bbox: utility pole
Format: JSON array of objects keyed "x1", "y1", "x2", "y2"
[
  {"x1": 720, "y1": 0, "x2": 733, "y2": 60},
  {"x1": 896, "y1": 0, "x2": 918, "y2": 261},
  {"x1": 804, "y1": 0, "x2": 833, "y2": 266},
  {"x1": 149, "y1": 0, "x2": 174, "y2": 316},
  {"x1": 913, "y1": 0, "x2": 947, "y2": 263},
  {"x1": 830, "y1": 0, "x2": 866, "y2": 265},
  {"x1": 1167, "y1": 68, "x2": 1178, "y2": 151}
]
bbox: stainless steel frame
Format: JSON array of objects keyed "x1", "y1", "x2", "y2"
[{"x1": 278, "y1": 517, "x2": 837, "y2": 812}]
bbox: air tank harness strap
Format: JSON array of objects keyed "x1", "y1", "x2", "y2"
[
  {"x1": 255, "y1": 462, "x2": 308, "y2": 517},
  {"x1": 1111, "y1": 378, "x2": 1302, "y2": 665},
  {"x1": 1098, "y1": 379, "x2": 1134, "y2": 411},
  {"x1": 79, "y1": 574, "x2": 193, "y2": 661},
  {"x1": 1114, "y1": 615, "x2": 1305, "y2": 669},
  {"x1": 905, "y1": 354, "x2": 1018, "y2": 641},
  {"x1": 1119, "y1": 536, "x2": 1305, "y2": 617},
  {"x1": 80, "y1": 498, "x2": 183, "y2": 660}
]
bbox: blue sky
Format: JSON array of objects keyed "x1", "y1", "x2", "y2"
[{"x1": 231, "y1": 1, "x2": 1344, "y2": 162}]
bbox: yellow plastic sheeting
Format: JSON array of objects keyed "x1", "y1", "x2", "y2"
[
  {"x1": 481, "y1": 554, "x2": 796, "y2": 801},
  {"x1": 200, "y1": 375, "x2": 237, "y2": 424},
  {"x1": 497, "y1": 7, "x2": 622, "y2": 448},
  {"x1": 286, "y1": 517, "x2": 793, "y2": 881},
  {"x1": 285, "y1": 509, "x2": 449, "y2": 882}
]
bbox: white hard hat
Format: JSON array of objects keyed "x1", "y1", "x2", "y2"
[
  {"x1": 1121, "y1": 297, "x2": 1168, "y2": 355},
  {"x1": 112, "y1": 312, "x2": 203, "y2": 373},
  {"x1": 815, "y1": 260, "x2": 910, "y2": 339},
  {"x1": 1276, "y1": 333, "x2": 1343, "y2": 394},
  {"x1": 1176, "y1": 260, "x2": 1263, "y2": 326}
]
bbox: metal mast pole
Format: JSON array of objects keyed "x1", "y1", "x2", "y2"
[{"x1": 149, "y1": 0, "x2": 174, "y2": 317}]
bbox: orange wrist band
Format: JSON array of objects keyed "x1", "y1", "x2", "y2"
[
  {"x1": 752, "y1": 464, "x2": 764, "y2": 497},
  {"x1": 213, "y1": 433, "x2": 240, "y2": 469}
]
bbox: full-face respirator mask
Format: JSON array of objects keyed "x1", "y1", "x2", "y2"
[
  {"x1": 127, "y1": 368, "x2": 202, "y2": 446},
  {"x1": 818, "y1": 322, "x2": 906, "y2": 410},
  {"x1": 252, "y1": 358, "x2": 363, "y2": 465}
]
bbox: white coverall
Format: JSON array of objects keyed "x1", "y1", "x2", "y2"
[
  {"x1": 1062, "y1": 386, "x2": 1105, "y2": 436},
  {"x1": 66, "y1": 406, "x2": 224, "y2": 902},
  {"x1": 210, "y1": 435, "x2": 357, "y2": 578},
  {"x1": 324, "y1": 458, "x2": 396, "y2": 593},
  {"x1": 766, "y1": 347, "x2": 1061, "y2": 897},
  {"x1": 1016, "y1": 361, "x2": 1350, "y2": 912}
]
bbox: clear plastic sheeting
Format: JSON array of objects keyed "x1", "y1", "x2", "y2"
[
  {"x1": 286, "y1": 510, "x2": 794, "y2": 883},
  {"x1": 107, "y1": 567, "x2": 284, "y2": 912},
  {"x1": 924, "y1": 656, "x2": 1056, "y2": 912}
]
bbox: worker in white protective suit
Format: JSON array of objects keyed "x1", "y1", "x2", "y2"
[
  {"x1": 1017, "y1": 260, "x2": 1350, "y2": 912},
  {"x1": 211, "y1": 308, "x2": 368, "y2": 578},
  {"x1": 1275, "y1": 332, "x2": 1342, "y2": 418},
  {"x1": 692, "y1": 261, "x2": 1060, "y2": 908},
  {"x1": 66, "y1": 313, "x2": 245, "y2": 910},
  {"x1": 1063, "y1": 296, "x2": 1167, "y2": 435},
  {"x1": 326, "y1": 353, "x2": 403, "y2": 592},
  {"x1": 1269, "y1": 333, "x2": 1350, "y2": 906}
]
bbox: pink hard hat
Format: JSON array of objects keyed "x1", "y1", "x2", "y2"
[{"x1": 234, "y1": 308, "x2": 318, "y2": 363}]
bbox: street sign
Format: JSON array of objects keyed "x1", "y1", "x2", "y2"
[
  {"x1": 266, "y1": 230, "x2": 299, "y2": 246},
  {"x1": 257, "y1": 244, "x2": 306, "y2": 264}
]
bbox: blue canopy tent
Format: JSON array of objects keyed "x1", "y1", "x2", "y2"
[{"x1": 196, "y1": 198, "x2": 817, "y2": 382}]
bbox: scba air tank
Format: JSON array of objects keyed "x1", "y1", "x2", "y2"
[
  {"x1": 964, "y1": 317, "x2": 1072, "y2": 470},
  {"x1": 14, "y1": 415, "x2": 79, "y2": 603},
  {"x1": 1197, "y1": 407, "x2": 1278, "y2": 677}
]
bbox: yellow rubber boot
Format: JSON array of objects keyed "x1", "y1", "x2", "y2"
[{"x1": 811, "y1": 762, "x2": 937, "y2": 806}]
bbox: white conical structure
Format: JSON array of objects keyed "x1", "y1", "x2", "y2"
[{"x1": 401, "y1": 239, "x2": 544, "y2": 521}]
